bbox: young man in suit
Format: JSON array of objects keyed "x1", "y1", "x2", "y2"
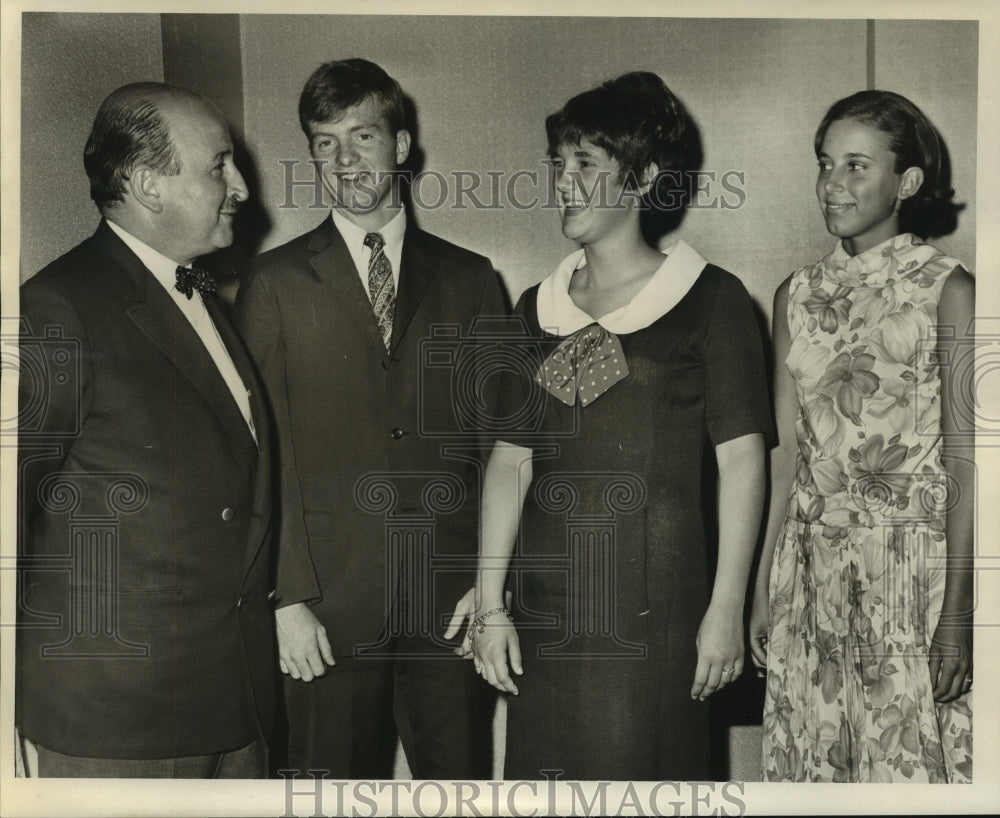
[
  {"x1": 17, "y1": 82, "x2": 275, "y2": 777},
  {"x1": 235, "y1": 58, "x2": 505, "y2": 779}
]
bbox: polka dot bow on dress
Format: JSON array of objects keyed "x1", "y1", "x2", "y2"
[{"x1": 536, "y1": 323, "x2": 629, "y2": 407}]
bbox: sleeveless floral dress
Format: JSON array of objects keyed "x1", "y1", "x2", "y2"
[{"x1": 762, "y1": 233, "x2": 973, "y2": 783}]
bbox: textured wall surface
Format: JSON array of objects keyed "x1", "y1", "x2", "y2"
[
  {"x1": 19, "y1": 13, "x2": 163, "y2": 280},
  {"x1": 19, "y1": 15, "x2": 977, "y2": 312},
  {"x1": 873, "y1": 19, "x2": 978, "y2": 268},
  {"x1": 239, "y1": 16, "x2": 977, "y2": 319}
]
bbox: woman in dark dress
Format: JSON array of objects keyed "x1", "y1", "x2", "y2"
[{"x1": 467, "y1": 72, "x2": 771, "y2": 780}]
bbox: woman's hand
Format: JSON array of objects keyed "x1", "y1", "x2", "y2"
[
  {"x1": 692, "y1": 603, "x2": 744, "y2": 700},
  {"x1": 929, "y1": 616, "x2": 973, "y2": 703},
  {"x1": 470, "y1": 610, "x2": 523, "y2": 695},
  {"x1": 748, "y1": 589, "x2": 770, "y2": 671}
]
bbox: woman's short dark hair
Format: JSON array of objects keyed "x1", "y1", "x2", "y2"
[
  {"x1": 545, "y1": 71, "x2": 698, "y2": 210},
  {"x1": 299, "y1": 58, "x2": 406, "y2": 136},
  {"x1": 83, "y1": 82, "x2": 182, "y2": 211},
  {"x1": 814, "y1": 89, "x2": 960, "y2": 238}
]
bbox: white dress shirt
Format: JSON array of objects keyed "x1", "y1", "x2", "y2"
[
  {"x1": 330, "y1": 207, "x2": 406, "y2": 298},
  {"x1": 106, "y1": 220, "x2": 256, "y2": 443}
]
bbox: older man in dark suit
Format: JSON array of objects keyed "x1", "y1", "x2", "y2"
[
  {"x1": 235, "y1": 58, "x2": 505, "y2": 779},
  {"x1": 17, "y1": 82, "x2": 274, "y2": 777}
]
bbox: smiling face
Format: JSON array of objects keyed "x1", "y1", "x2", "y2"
[
  {"x1": 153, "y1": 96, "x2": 248, "y2": 265},
  {"x1": 307, "y1": 95, "x2": 411, "y2": 232},
  {"x1": 551, "y1": 139, "x2": 641, "y2": 247},
  {"x1": 815, "y1": 117, "x2": 921, "y2": 257}
]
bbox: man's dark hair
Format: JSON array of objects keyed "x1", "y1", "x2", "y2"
[
  {"x1": 298, "y1": 58, "x2": 406, "y2": 136},
  {"x1": 83, "y1": 82, "x2": 183, "y2": 212}
]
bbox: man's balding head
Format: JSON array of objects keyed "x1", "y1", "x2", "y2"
[
  {"x1": 83, "y1": 82, "x2": 214, "y2": 213},
  {"x1": 83, "y1": 82, "x2": 248, "y2": 265}
]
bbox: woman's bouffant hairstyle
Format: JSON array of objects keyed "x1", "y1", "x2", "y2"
[
  {"x1": 814, "y1": 90, "x2": 962, "y2": 238},
  {"x1": 299, "y1": 58, "x2": 407, "y2": 137},
  {"x1": 545, "y1": 71, "x2": 700, "y2": 211}
]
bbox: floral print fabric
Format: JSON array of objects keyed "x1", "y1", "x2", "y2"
[{"x1": 762, "y1": 233, "x2": 973, "y2": 783}]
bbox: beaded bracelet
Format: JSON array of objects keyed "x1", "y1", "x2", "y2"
[{"x1": 468, "y1": 607, "x2": 514, "y2": 636}]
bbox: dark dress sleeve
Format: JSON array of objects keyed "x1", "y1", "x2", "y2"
[
  {"x1": 490, "y1": 285, "x2": 549, "y2": 448},
  {"x1": 703, "y1": 267, "x2": 774, "y2": 446}
]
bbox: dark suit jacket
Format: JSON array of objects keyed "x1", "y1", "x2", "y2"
[
  {"x1": 17, "y1": 220, "x2": 275, "y2": 759},
  {"x1": 234, "y1": 217, "x2": 505, "y2": 655}
]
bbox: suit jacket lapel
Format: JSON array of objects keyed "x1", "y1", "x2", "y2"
[
  {"x1": 306, "y1": 219, "x2": 386, "y2": 352},
  {"x1": 91, "y1": 223, "x2": 258, "y2": 466},
  {"x1": 202, "y1": 294, "x2": 261, "y2": 459},
  {"x1": 392, "y1": 228, "x2": 439, "y2": 353},
  {"x1": 205, "y1": 293, "x2": 273, "y2": 583},
  {"x1": 91, "y1": 222, "x2": 269, "y2": 588}
]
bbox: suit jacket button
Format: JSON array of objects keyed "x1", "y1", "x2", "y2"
[
  {"x1": 390, "y1": 428, "x2": 405, "y2": 440},
  {"x1": 221, "y1": 507, "x2": 235, "y2": 522}
]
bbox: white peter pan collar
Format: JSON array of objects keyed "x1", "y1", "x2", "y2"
[{"x1": 535, "y1": 239, "x2": 708, "y2": 336}]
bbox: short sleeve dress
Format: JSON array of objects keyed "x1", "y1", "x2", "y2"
[
  {"x1": 761, "y1": 233, "x2": 974, "y2": 783},
  {"x1": 497, "y1": 241, "x2": 771, "y2": 781}
]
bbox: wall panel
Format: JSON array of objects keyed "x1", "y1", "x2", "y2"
[
  {"x1": 240, "y1": 16, "x2": 876, "y2": 315},
  {"x1": 19, "y1": 13, "x2": 163, "y2": 279},
  {"x1": 873, "y1": 19, "x2": 977, "y2": 268}
]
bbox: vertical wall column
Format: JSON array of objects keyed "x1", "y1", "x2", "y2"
[
  {"x1": 161, "y1": 14, "x2": 245, "y2": 142},
  {"x1": 867, "y1": 19, "x2": 876, "y2": 89},
  {"x1": 161, "y1": 14, "x2": 254, "y2": 293}
]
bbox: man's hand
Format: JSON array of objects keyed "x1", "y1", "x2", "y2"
[
  {"x1": 275, "y1": 602, "x2": 335, "y2": 681},
  {"x1": 444, "y1": 587, "x2": 477, "y2": 656}
]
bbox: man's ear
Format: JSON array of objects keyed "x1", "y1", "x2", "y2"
[
  {"x1": 128, "y1": 166, "x2": 163, "y2": 214},
  {"x1": 897, "y1": 166, "x2": 924, "y2": 202},
  {"x1": 395, "y1": 129, "x2": 412, "y2": 166}
]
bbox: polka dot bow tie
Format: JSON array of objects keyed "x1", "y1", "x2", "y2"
[
  {"x1": 536, "y1": 324, "x2": 629, "y2": 407},
  {"x1": 175, "y1": 265, "x2": 217, "y2": 300}
]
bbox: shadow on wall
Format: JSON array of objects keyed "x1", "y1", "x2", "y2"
[
  {"x1": 209, "y1": 133, "x2": 271, "y2": 306},
  {"x1": 218, "y1": 88, "x2": 715, "y2": 305}
]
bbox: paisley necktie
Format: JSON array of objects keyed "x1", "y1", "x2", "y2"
[{"x1": 364, "y1": 232, "x2": 395, "y2": 350}]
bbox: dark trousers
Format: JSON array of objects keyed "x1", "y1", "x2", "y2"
[
  {"x1": 282, "y1": 637, "x2": 492, "y2": 779},
  {"x1": 34, "y1": 736, "x2": 267, "y2": 778}
]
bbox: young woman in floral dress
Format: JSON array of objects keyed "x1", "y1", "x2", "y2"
[{"x1": 750, "y1": 90, "x2": 974, "y2": 782}]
